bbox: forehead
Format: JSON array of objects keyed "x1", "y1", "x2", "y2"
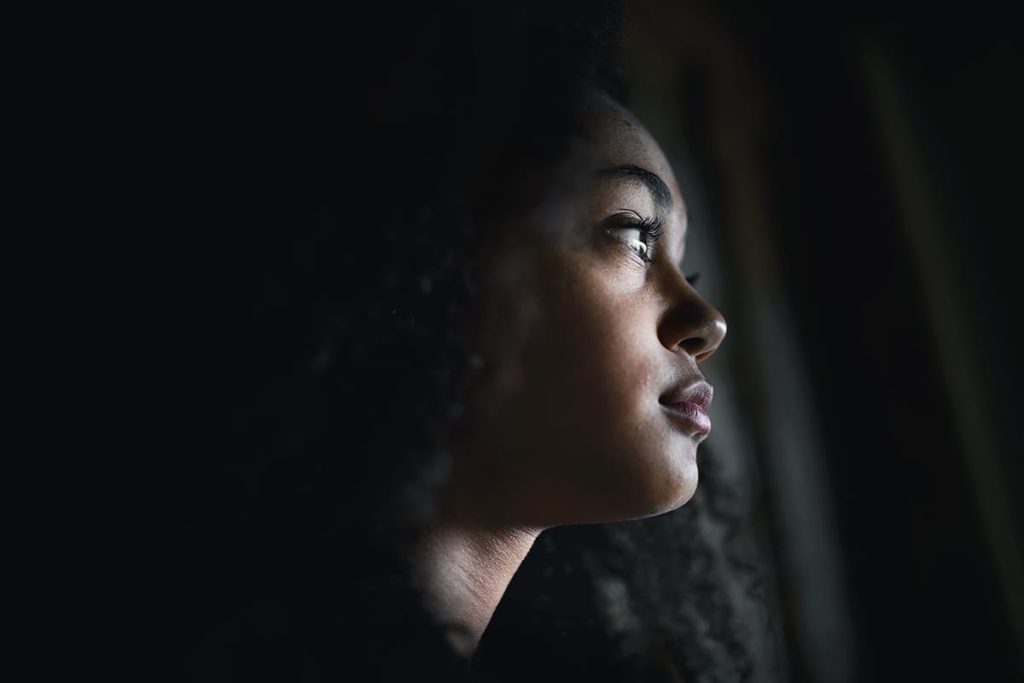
[{"x1": 581, "y1": 93, "x2": 688, "y2": 226}]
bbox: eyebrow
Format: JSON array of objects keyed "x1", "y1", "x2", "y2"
[{"x1": 596, "y1": 165, "x2": 674, "y2": 213}]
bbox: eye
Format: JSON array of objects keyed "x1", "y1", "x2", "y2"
[
  {"x1": 606, "y1": 214, "x2": 664, "y2": 264},
  {"x1": 619, "y1": 227, "x2": 649, "y2": 260},
  {"x1": 603, "y1": 215, "x2": 701, "y2": 287}
]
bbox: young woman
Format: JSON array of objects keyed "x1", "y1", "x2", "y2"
[
  {"x1": 411, "y1": 87, "x2": 727, "y2": 661},
  {"x1": 169, "y1": 2, "x2": 755, "y2": 681}
]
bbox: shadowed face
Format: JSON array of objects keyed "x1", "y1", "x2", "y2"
[{"x1": 447, "y1": 91, "x2": 728, "y2": 530}]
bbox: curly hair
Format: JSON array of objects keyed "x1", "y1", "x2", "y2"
[{"x1": 170, "y1": 2, "x2": 774, "y2": 681}]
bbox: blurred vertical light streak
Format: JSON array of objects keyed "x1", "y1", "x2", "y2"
[
  {"x1": 745, "y1": 293, "x2": 858, "y2": 683},
  {"x1": 858, "y1": 41, "x2": 1024, "y2": 671},
  {"x1": 722, "y1": 175, "x2": 859, "y2": 683}
]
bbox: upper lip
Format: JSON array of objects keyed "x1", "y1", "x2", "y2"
[{"x1": 660, "y1": 379, "x2": 713, "y2": 412}]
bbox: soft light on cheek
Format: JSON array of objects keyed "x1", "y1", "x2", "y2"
[
  {"x1": 572, "y1": 235, "x2": 647, "y2": 291},
  {"x1": 606, "y1": 248, "x2": 653, "y2": 288},
  {"x1": 581, "y1": 259, "x2": 651, "y2": 303}
]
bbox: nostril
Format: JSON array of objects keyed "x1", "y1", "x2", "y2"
[
  {"x1": 658, "y1": 290, "x2": 728, "y2": 357},
  {"x1": 680, "y1": 337, "x2": 706, "y2": 355},
  {"x1": 680, "y1": 316, "x2": 726, "y2": 360}
]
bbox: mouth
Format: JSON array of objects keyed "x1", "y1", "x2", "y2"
[
  {"x1": 659, "y1": 380, "x2": 713, "y2": 438},
  {"x1": 661, "y1": 400, "x2": 711, "y2": 438}
]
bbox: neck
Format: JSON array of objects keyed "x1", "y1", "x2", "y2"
[{"x1": 412, "y1": 511, "x2": 542, "y2": 658}]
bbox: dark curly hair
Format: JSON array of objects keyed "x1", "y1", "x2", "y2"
[{"x1": 166, "y1": 2, "x2": 775, "y2": 681}]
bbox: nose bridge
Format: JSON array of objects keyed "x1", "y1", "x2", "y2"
[{"x1": 656, "y1": 266, "x2": 727, "y2": 362}]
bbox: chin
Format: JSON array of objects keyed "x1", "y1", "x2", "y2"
[
  {"x1": 670, "y1": 478, "x2": 699, "y2": 509},
  {"x1": 658, "y1": 481, "x2": 699, "y2": 516},
  {"x1": 665, "y1": 454, "x2": 702, "y2": 506},
  {"x1": 572, "y1": 441, "x2": 701, "y2": 524},
  {"x1": 624, "y1": 467, "x2": 699, "y2": 521}
]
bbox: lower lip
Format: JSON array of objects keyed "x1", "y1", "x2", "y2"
[{"x1": 662, "y1": 401, "x2": 711, "y2": 436}]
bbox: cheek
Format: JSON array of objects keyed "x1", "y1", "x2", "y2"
[
  {"x1": 508, "y1": 258, "x2": 697, "y2": 520},
  {"x1": 526, "y1": 260, "x2": 651, "y2": 422}
]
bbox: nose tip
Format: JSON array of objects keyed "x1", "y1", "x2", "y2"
[
  {"x1": 659, "y1": 273, "x2": 728, "y2": 362},
  {"x1": 682, "y1": 314, "x2": 727, "y2": 362}
]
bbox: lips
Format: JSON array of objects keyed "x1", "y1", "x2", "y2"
[
  {"x1": 662, "y1": 380, "x2": 713, "y2": 411},
  {"x1": 660, "y1": 380, "x2": 713, "y2": 437}
]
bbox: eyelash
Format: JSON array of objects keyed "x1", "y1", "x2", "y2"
[{"x1": 611, "y1": 215, "x2": 701, "y2": 286}]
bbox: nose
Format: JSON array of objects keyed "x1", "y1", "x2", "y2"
[{"x1": 657, "y1": 270, "x2": 727, "y2": 362}]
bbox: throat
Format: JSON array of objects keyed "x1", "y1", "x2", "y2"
[{"x1": 410, "y1": 519, "x2": 541, "y2": 657}]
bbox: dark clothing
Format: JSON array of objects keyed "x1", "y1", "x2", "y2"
[{"x1": 172, "y1": 585, "x2": 658, "y2": 682}]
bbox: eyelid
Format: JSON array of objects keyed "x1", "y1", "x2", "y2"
[
  {"x1": 616, "y1": 212, "x2": 664, "y2": 241},
  {"x1": 601, "y1": 211, "x2": 665, "y2": 265}
]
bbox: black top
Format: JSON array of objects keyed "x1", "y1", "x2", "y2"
[{"x1": 172, "y1": 584, "x2": 667, "y2": 682}]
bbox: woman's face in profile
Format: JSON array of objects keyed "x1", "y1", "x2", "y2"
[{"x1": 450, "y1": 92, "x2": 727, "y2": 530}]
